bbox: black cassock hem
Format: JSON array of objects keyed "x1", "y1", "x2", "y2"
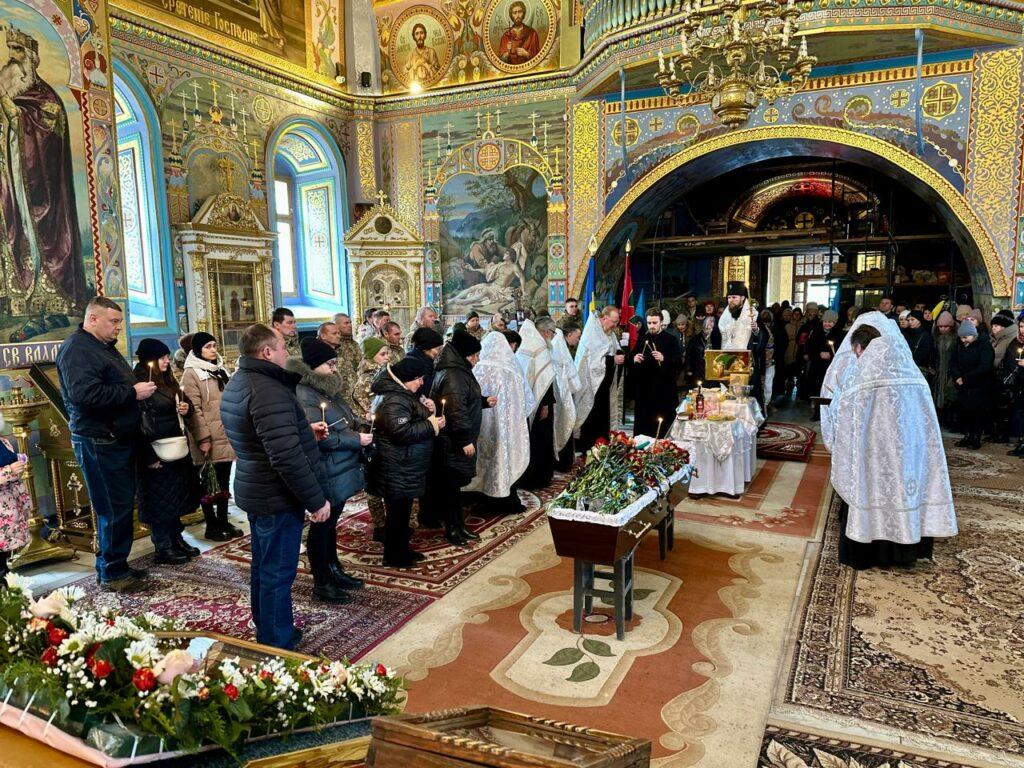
[{"x1": 837, "y1": 500, "x2": 934, "y2": 570}]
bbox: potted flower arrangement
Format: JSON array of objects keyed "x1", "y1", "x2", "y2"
[{"x1": 0, "y1": 576, "x2": 403, "y2": 763}]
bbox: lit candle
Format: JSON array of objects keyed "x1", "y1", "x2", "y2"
[
  {"x1": 320, "y1": 401, "x2": 327, "y2": 423},
  {"x1": 370, "y1": 413, "x2": 377, "y2": 434},
  {"x1": 440, "y1": 398, "x2": 446, "y2": 417},
  {"x1": 148, "y1": 361, "x2": 154, "y2": 381},
  {"x1": 654, "y1": 416, "x2": 664, "y2": 442},
  {"x1": 828, "y1": 340, "x2": 835, "y2": 354}
]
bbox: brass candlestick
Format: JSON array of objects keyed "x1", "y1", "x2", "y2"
[{"x1": 1, "y1": 386, "x2": 75, "y2": 570}]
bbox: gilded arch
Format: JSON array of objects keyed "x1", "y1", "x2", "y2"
[{"x1": 570, "y1": 125, "x2": 1008, "y2": 299}]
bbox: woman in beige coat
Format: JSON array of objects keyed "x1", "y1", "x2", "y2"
[{"x1": 180, "y1": 332, "x2": 240, "y2": 541}]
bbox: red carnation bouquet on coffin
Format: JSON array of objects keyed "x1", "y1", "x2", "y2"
[
  {"x1": 604, "y1": 430, "x2": 690, "y2": 488},
  {"x1": 199, "y1": 460, "x2": 230, "y2": 506}
]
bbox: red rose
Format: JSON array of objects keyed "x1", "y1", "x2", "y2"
[
  {"x1": 594, "y1": 437, "x2": 608, "y2": 446},
  {"x1": 47, "y1": 626, "x2": 68, "y2": 647},
  {"x1": 223, "y1": 683, "x2": 239, "y2": 701},
  {"x1": 92, "y1": 659, "x2": 113, "y2": 678},
  {"x1": 41, "y1": 647, "x2": 58, "y2": 667},
  {"x1": 375, "y1": 663, "x2": 387, "y2": 677},
  {"x1": 258, "y1": 669, "x2": 273, "y2": 682},
  {"x1": 85, "y1": 643, "x2": 101, "y2": 665},
  {"x1": 133, "y1": 668, "x2": 157, "y2": 692}
]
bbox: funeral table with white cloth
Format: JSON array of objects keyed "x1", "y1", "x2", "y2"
[{"x1": 669, "y1": 398, "x2": 764, "y2": 496}]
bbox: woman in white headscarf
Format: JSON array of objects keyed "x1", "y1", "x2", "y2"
[
  {"x1": 822, "y1": 312, "x2": 957, "y2": 569},
  {"x1": 464, "y1": 331, "x2": 533, "y2": 514}
]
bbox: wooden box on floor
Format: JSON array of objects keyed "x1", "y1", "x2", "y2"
[{"x1": 366, "y1": 707, "x2": 650, "y2": 768}]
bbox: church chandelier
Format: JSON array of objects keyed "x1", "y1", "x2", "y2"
[{"x1": 654, "y1": 0, "x2": 816, "y2": 129}]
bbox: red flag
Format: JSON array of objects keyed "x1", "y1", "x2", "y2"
[{"x1": 620, "y1": 247, "x2": 637, "y2": 348}]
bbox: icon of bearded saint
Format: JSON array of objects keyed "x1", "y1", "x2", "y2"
[
  {"x1": 0, "y1": 27, "x2": 88, "y2": 326},
  {"x1": 498, "y1": 1, "x2": 540, "y2": 65}
]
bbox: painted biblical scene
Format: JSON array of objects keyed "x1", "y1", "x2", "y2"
[
  {"x1": 483, "y1": 0, "x2": 555, "y2": 74},
  {"x1": 438, "y1": 168, "x2": 548, "y2": 316},
  {"x1": 376, "y1": 0, "x2": 561, "y2": 94},
  {"x1": 126, "y1": 0, "x2": 307, "y2": 70},
  {"x1": 0, "y1": 9, "x2": 94, "y2": 354}
]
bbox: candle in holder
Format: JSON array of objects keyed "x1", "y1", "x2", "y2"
[{"x1": 320, "y1": 401, "x2": 328, "y2": 423}]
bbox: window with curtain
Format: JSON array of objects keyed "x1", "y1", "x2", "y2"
[{"x1": 114, "y1": 72, "x2": 170, "y2": 328}]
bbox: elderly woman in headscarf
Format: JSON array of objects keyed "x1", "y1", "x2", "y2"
[{"x1": 822, "y1": 312, "x2": 957, "y2": 569}]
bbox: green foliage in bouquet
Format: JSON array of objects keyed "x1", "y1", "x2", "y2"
[
  {"x1": 0, "y1": 575, "x2": 404, "y2": 758},
  {"x1": 552, "y1": 431, "x2": 690, "y2": 513}
]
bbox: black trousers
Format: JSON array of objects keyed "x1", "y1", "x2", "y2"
[
  {"x1": 382, "y1": 496, "x2": 413, "y2": 561},
  {"x1": 422, "y1": 467, "x2": 467, "y2": 529},
  {"x1": 960, "y1": 406, "x2": 985, "y2": 440},
  {"x1": 306, "y1": 502, "x2": 342, "y2": 582},
  {"x1": 201, "y1": 461, "x2": 233, "y2": 515}
]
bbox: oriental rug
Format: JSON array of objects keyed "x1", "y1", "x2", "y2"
[
  {"x1": 778, "y1": 442, "x2": 1024, "y2": 761},
  {"x1": 674, "y1": 450, "x2": 830, "y2": 539},
  {"x1": 212, "y1": 485, "x2": 557, "y2": 598},
  {"x1": 758, "y1": 723, "x2": 983, "y2": 768},
  {"x1": 757, "y1": 422, "x2": 817, "y2": 462},
  {"x1": 370, "y1": 521, "x2": 807, "y2": 767},
  {"x1": 70, "y1": 548, "x2": 431, "y2": 661}
]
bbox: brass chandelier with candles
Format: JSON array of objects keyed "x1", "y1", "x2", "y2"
[{"x1": 654, "y1": 0, "x2": 817, "y2": 129}]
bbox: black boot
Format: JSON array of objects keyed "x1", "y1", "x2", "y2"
[
  {"x1": 174, "y1": 536, "x2": 201, "y2": 558},
  {"x1": 312, "y1": 576, "x2": 351, "y2": 604},
  {"x1": 217, "y1": 499, "x2": 243, "y2": 539},
  {"x1": 444, "y1": 524, "x2": 468, "y2": 546},
  {"x1": 153, "y1": 549, "x2": 189, "y2": 565},
  {"x1": 328, "y1": 561, "x2": 364, "y2": 589},
  {"x1": 202, "y1": 503, "x2": 232, "y2": 542},
  {"x1": 458, "y1": 524, "x2": 481, "y2": 541},
  {"x1": 954, "y1": 436, "x2": 972, "y2": 448},
  {"x1": 0, "y1": 551, "x2": 9, "y2": 579},
  {"x1": 1007, "y1": 441, "x2": 1024, "y2": 456}
]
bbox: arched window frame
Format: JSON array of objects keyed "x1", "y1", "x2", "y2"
[
  {"x1": 266, "y1": 120, "x2": 350, "y2": 325},
  {"x1": 112, "y1": 63, "x2": 175, "y2": 335}
]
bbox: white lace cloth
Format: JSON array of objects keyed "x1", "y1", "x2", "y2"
[
  {"x1": 670, "y1": 417, "x2": 754, "y2": 495},
  {"x1": 670, "y1": 418, "x2": 743, "y2": 461},
  {"x1": 465, "y1": 332, "x2": 532, "y2": 498},
  {"x1": 822, "y1": 313, "x2": 957, "y2": 544}
]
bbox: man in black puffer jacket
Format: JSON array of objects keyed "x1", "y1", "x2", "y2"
[
  {"x1": 422, "y1": 329, "x2": 497, "y2": 545},
  {"x1": 220, "y1": 324, "x2": 330, "y2": 650}
]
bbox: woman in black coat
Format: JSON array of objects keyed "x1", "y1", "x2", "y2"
[
  {"x1": 950, "y1": 320, "x2": 995, "y2": 449},
  {"x1": 287, "y1": 338, "x2": 369, "y2": 601},
  {"x1": 368, "y1": 356, "x2": 443, "y2": 567},
  {"x1": 423, "y1": 329, "x2": 496, "y2": 546},
  {"x1": 133, "y1": 339, "x2": 200, "y2": 565}
]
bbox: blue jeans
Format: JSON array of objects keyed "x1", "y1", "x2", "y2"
[
  {"x1": 71, "y1": 435, "x2": 137, "y2": 582},
  {"x1": 248, "y1": 511, "x2": 304, "y2": 650}
]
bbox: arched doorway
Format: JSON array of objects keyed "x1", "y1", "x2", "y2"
[{"x1": 574, "y1": 126, "x2": 1006, "y2": 308}]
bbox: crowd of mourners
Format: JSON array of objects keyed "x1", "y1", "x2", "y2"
[{"x1": 0, "y1": 289, "x2": 1018, "y2": 651}]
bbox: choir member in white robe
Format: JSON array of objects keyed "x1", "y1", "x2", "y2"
[
  {"x1": 517, "y1": 319, "x2": 557, "y2": 488},
  {"x1": 464, "y1": 331, "x2": 534, "y2": 514},
  {"x1": 574, "y1": 306, "x2": 625, "y2": 452},
  {"x1": 822, "y1": 315, "x2": 957, "y2": 569}
]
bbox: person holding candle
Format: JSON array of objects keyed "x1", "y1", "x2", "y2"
[
  {"x1": 368, "y1": 356, "x2": 444, "y2": 567},
  {"x1": 355, "y1": 337, "x2": 393, "y2": 542},
  {"x1": 287, "y1": 338, "x2": 368, "y2": 602},
  {"x1": 133, "y1": 339, "x2": 200, "y2": 565},
  {"x1": 805, "y1": 309, "x2": 841, "y2": 405},
  {"x1": 904, "y1": 310, "x2": 935, "y2": 380},
  {"x1": 181, "y1": 332, "x2": 240, "y2": 542},
  {"x1": 997, "y1": 316, "x2": 1024, "y2": 457},
  {"x1": 627, "y1": 307, "x2": 681, "y2": 439},
  {"x1": 951, "y1": 320, "x2": 994, "y2": 449},
  {"x1": 57, "y1": 297, "x2": 156, "y2": 591}
]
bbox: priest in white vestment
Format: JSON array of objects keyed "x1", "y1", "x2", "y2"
[
  {"x1": 517, "y1": 319, "x2": 558, "y2": 488},
  {"x1": 822, "y1": 313, "x2": 957, "y2": 569},
  {"x1": 537, "y1": 318, "x2": 580, "y2": 471},
  {"x1": 574, "y1": 306, "x2": 625, "y2": 451},
  {"x1": 465, "y1": 331, "x2": 533, "y2": 513}
]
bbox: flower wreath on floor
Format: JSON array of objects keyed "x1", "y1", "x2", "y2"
[
  {"x1": 552, "y1": 431, "x2": 690, "y2": 513},
  {"x1": 0, "y1": 575, "x2": 403, "y2": 758}
]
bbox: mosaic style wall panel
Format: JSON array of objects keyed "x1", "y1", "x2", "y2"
[
  {"x1": 0, "y1": 0, "x2": 122, "y2": 367},
  {"x1": 375, "y1": 0, "x2": 562, "y2": 94}
]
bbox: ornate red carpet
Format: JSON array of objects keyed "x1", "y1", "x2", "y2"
[
  {"x1": 72, "y1": 484, "x2": 560, "y2": 660},
  {"x1": 757, "y1": 421, "x2": 817, "y2": 462}
]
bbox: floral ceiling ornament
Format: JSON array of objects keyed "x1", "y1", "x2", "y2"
[{"x1": 654, "y1": 0, "x2": 816, "y2": 129}]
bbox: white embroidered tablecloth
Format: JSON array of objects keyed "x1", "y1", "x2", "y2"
[{"x1": 669, "y1": 416, "x2": 755, "y2": 496}]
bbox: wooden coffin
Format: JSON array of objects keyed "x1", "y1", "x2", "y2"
[
  {"x1": 366, "y1": 707, "x2": 650, "y2": 768},
  {"x1": 548, "y1": 501, "x2": 662, "y2": 565}
]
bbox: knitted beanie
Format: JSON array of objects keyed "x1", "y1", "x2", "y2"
[
  {"x1": 135, "y1": 338, "x2": 171, "y2": 363},
  {"x1": 361, "y1": 336, "x2": 387, "y2": 361}
]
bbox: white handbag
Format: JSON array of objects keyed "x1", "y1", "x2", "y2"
[{"x1": 150, "y1": 394, "x2": 189, "y2": 462}]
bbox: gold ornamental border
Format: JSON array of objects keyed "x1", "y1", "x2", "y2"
[
  {"x1": 482, "y1": 0, "x2": 558, "y2": 75},
  {"x1": 570, "y1": 124, "x2": 1008, "y2": 298}
]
